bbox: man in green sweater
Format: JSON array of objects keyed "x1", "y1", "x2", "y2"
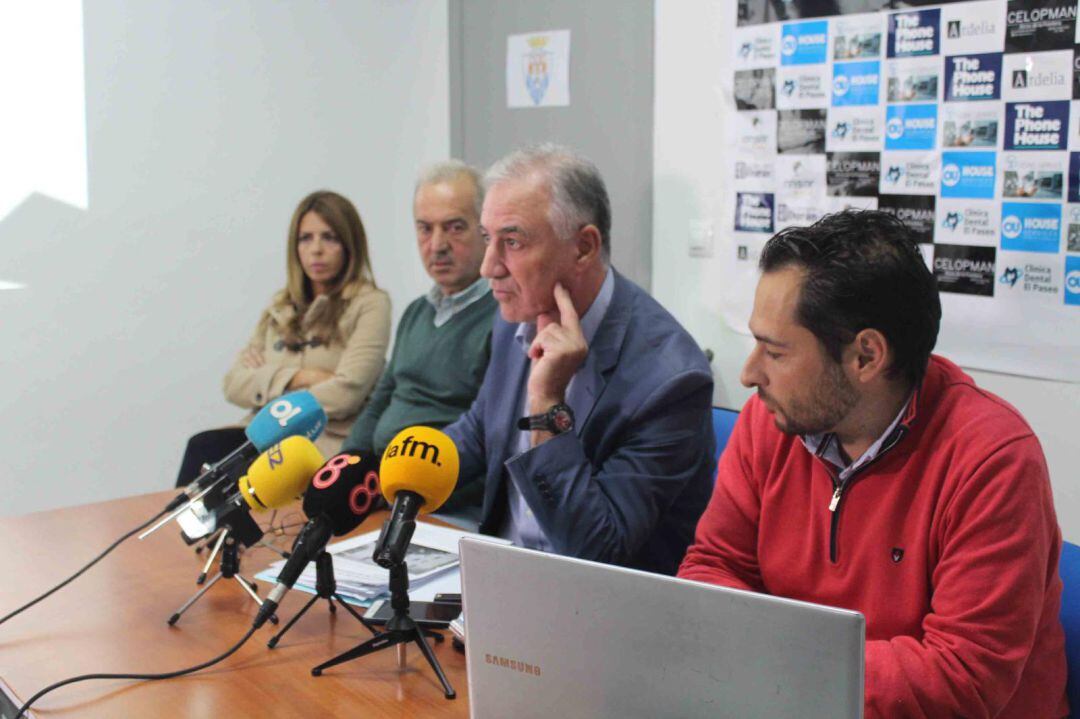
[{"x1": 343, "y1": 161, "x2": 496, "y2": 512}]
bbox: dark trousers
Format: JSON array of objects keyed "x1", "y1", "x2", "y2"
[{"x1": 175, "y1": 428, "x2": 248, "y2": 487}]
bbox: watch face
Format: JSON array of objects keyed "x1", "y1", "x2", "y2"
[{"x1": 552, "y1": 407, "x2": 573, "y2": 433}]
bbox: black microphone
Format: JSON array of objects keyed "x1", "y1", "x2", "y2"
[{"x1": 253, "y1": 451, "x2": 381, "y2": 628}]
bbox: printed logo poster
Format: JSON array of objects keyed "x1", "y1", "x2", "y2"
[
  {"x1": 886, "y1": 58, "x2": 940, "y2": 103},
  {"x1": 775, "y1": 155, "x2": 825, "y2": 196},
  {"x1": 1004, "y1": 101, "x2": 1069, "y2": 150},
  {"x1": 879, "y1": 194, "x2": 936, "y2": 243},
  {"x1": 941, "y1": 103, "x2": 1001, "y2": 148},
  {"x1": 826, "y1": 106, "x2": 884, "y2": 151},
  {"x1": 1065, "y1": 255, "x2": 1080, "y2": 305},
  {"x1": 777, "y1": 109, "x2": 827, "y2": 154},
  {"x1": 1074, "y1": 48, "x2": 1080, "y2": 99},
  {"x1": 1069, "y1": 153, "x2": 1080, "y2": 202},
  {"x1": 885, "y1": 104, "x2": 937, "y2": 150},
  {"x1": 996, "y1": 253, "x2": 1063, "y2": 303},
  {"x1": 936, "y1": 199, "x2": 1001, "y2": 244},
  {"x1": 776, "y1": 198, "x2": 826, "y2": 228},
  {"x1": 942, "y1": 1, "x2": 1006, "y2": 55},
  {"x1": 941, "y1": 151, "x2": 998, "y2": 198},
  {"x1": 734, "y1": 24, "x2": 780, "y2": 68},
  {"x1": 944, "y1": 53, "x2": 1002, "y2": 102},
  {"x1": 735, "y1": 192, "x2": 775, "y2": 233},
  {"x1": 934, "y1": 243, "x2": 997, "y2": 295},
  {"x1": 777, "y1": 66, "x2": 830, "y2": 109},
  {"x1": 826, "y1": 152, "x2": 881, "y2": 196},
  {"x1": 735, "y1": 68, "x2": 776, "y2": 111},
  {"x1": 734, "y1": 158, "x2": 776, "y2": 191},
  {"x1": 832, "y1": 60, "x2": 881, "y2": 106},
  {"x1": 880, "y1": 152, "x2": 939, "y2": 195},
  {"x1": 1000, "y1": 152, "x2": 1065, "y2": 199},
  {"x1": 734, "y1": 111, "x2": 777, "y2": 155},
  {"x1": 781, "y1": 20, "x2": 828, "y2": 65},
  {"x1": 831, "y1": 14, "x2": 884, "y2": 62},
  {"x1": 1003, "y1": 50, "x2": 1072, "y2": 102},
  {"x1": 506, "y1": 30, "x2": 570, "y2": 108},
  {"x1": 1005, "y1": 0, "x2": 1077, "y2": 53},
  {"x1": 888, "y1": 9, "x2": 940, "y2": 58},
  {"x1": 1066, "y1": 204, "x2": 1080, "y2": 248},
  {"x1": 1001, "y1": 201, "x2": 1062, "y2": 252}
]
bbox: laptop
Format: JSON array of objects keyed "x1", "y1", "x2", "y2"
[{"x1": 459, "y1": 539, "x2": 864, "y2": 719}]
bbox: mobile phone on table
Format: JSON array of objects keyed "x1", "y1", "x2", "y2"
[{"x1": 363, "y1": 599, "x2": 462, "y2": 628}]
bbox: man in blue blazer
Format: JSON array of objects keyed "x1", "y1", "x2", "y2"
[{"x1": 444, "y1": 144, "x2": 715, "y2": 575}]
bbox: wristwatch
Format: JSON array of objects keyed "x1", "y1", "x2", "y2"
[{"x1": 517, "y1": 403, "x2": 575, "y2": 435}]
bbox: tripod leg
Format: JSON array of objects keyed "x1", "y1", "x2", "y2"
[
  {"x1": 267, "y1": 593, "x2": 320, "y2": 648},
  {"x1": 412, "y1": 630, "x2": 457, "y2": 699},
  {"x1": 169, "y1": 572, "x2": 222, "y2": 625},
  {"x1": 197, "y1": 529, "x2": 229, "y2": 585},
  {"x1": 232, "y1": 575, "x2": 278, "y2": 624},
  {"x1": 332, "y1": 593, "x2": 378, "y2": 635},
  {"x1": 311, "y1": 631, "x2": 406, "y2": 676},
  {"x1": 421, "y1": 627, "x2": 445, "y2": 642}
]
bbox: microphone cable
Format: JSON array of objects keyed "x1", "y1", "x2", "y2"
[
  {"x1": 0, "y1": 508, "x2": 169, "y2": 628},
  {"x1": 15, "y1": 625, "x2": 258, "y2": 718}
]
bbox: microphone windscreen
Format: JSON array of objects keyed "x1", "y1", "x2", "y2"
[
  {"x1": 237, "y1": 436, "x2": 324, "y2": 511},
  {"x1": 303, "y1": 451, "x2": 382, "y2": 535},
  {"x1": 379, "y1": 427, "x2": 459, "y2": 514},
  {"x1": 245, "y1": 390, "x2": 328, "y2": 451}
]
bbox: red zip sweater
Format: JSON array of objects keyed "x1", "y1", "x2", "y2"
[{"x1": 679, "y1": 356, "x2": 1067, "y2": 718}]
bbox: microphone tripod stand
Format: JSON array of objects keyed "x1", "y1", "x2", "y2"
[
  {"x1": 310, "y1": 560, "x2": 455, "y2": 699},
  {"x1": 168, "y1": 516, "x2": 279, "y2": 627},
  {"x1": 267, "y1": 550, "x2": 377, "y2": 648}
]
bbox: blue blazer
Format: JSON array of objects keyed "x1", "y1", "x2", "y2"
[{"x1": 445, "y1": 271, "x2": 716, "y2": 575}]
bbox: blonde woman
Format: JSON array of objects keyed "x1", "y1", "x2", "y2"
[{"x1": 176, "y1": 191, "x2": 390, "y2": 485}]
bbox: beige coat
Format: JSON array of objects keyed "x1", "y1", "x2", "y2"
[{"x1": 223, "y1": 283, "x2": 391, "y2": 457}]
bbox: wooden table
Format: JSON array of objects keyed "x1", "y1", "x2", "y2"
[{"x1": 0, "y1": 491, "x2": 470, "y2": 717}]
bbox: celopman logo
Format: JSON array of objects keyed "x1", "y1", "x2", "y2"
[{"x1": 384, "y1": 435, "x2": 441, "y2": 465}]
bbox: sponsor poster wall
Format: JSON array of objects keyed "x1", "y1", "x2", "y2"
[{"x1": 730, "y1": 0, "x2": 1080, "y2": 381}]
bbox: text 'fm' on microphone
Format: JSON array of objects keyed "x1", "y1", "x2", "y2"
[
  {"x1": 163, "y1": 390, "x2": 327, "y2": 512},
  {"x1": 373, "y1": 427, "x2": 459, "y2": 569},
  {"x1": 253, "y1": 450, "x2": 382, "y2": 630}
]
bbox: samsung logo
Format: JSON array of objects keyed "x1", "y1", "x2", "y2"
[{"x1": 485, "y1": 653, "x2": 542, "y2": 677}]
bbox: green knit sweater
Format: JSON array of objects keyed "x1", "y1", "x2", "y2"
[{"x1": 343, "y1": 291, "x2": 496, "y2": 458}]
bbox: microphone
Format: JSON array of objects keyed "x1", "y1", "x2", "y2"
[
  {"x1": 373, "y1": 427, "x2": 459, "y2": 569},
  {"x1": 164, "y1": 390, "x2": 327, "y2": 512},
  {"x1": 192, "y1": 436, "x2": 326, "y2": 551},
  {"x1": 253, "y1": 451, "x2": 382, "y2": 628}
]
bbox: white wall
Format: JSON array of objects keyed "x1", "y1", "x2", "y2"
[
  {"x1": 0, "y1": 1, "x2": 450, "y2": 516},
  {"x1": 653, "y1": 1, "x2": 1080, "y2": 542}
]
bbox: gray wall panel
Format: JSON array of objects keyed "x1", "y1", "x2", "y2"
[{"x1": 452, "y1": 0, "x2": 654, "y2": 289}]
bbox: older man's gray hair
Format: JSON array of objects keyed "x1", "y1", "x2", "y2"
[
  {"x1": 414, "y1": 159, "x2": 485, "y2": 219},
  {"x1": 484, "y1": 143, "x2": 612, "y2": 261}
]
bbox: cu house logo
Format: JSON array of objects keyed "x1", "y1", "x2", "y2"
[
  {"x1": 782, "y1": 33, "x2": 798, "y2": 56},
  {"x1": 941, "y1": 163, "x2": 962, "y2": 187},
  {"x1": 942, "y1": 211, "x2": 962, "y2": 230},
  {"x1": 833, "y1": 73, "x2": 850, "y2": 96},
  {"x1": 886, "y1": 116, "x2": 905, "y2": 140},
  {"x1": 1001, "y1": 214, "x2": 1023, "y2": 239}
]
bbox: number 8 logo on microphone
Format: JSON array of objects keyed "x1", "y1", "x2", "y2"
[
  {"x1": 349, "y1": 471, "x2": 380, "y2": 516},
  {"x1": 312, "y1": 453, "x2": 359, "y2": 490}
]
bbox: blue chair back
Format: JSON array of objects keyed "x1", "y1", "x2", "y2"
[
  {"x1": 711, "y1": 407, "x2": 739, "y2": 465},
  {"x1": 1062, "y1": 540, "x2": 1080, "y2": 717}
]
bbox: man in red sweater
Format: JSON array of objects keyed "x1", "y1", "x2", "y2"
[{"x1": 679, "y1": 210, "x2": 1068, "y2": 718}]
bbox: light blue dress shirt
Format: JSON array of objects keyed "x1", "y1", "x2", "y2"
[
  {"x1": 425, "y1": 277, "x2": 490, "y2": 328},
  {"x1": 501, "y1": 269, "x2": 615, "y2": 550}
]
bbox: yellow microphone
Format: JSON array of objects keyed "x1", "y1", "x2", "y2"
[
  {"x1": 374, "y1": 427, "x2": 459, "y2": 567},
  {"x1": 237, "y1": 435, "x2": 325, "y2": 511}
]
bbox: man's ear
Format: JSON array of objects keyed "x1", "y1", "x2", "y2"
[
  {"x1": 574, "y1": 224, "x2": 603, "y2": 266},
  {"x1": 846, "y1": 328, "x2": 891, "y2": 384}
]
